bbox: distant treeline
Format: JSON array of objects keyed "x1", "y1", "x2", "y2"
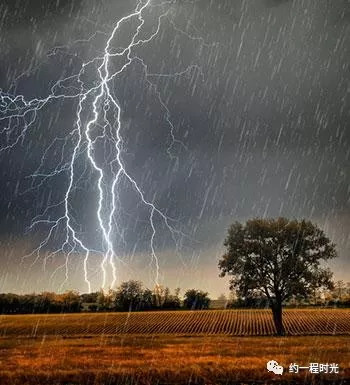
[
  {"x1": 227, "y1": 280, "x2": 350, "y2": 309},
  {"x1": 1, "y1": 279, "x2": 349, "y2": 314},
  {"x1": 0, "y1": 280, "x2": 210, "y2": 314}
]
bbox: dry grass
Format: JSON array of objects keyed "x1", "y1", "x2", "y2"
[
  {"x1": 0, "y1": 334, "x2": 349, "y2": 384},
  {"x1": 0, "y1": 310, "x2": 349, "y2": 384}
]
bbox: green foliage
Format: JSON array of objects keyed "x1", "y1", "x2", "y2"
[
  {"x1": 114, "y1": 281, "x2": 182, "y2": 311},
  {"x1": 0, "y1": 283, "x2": 183, "y2": 313},
  {"x1": 219, "y1": 217, "x2": 337, "y2": 334},
  {"x1": 114, "y1": 280, "x2": 144, "y2": 311},
  {"x1": 153, "y1": 285, "x2": 181, "y2": 309},
  {"x1": 0, "y1": 291, "x2": 82, "y2": 314},
  {"x1": 183, "y1": 289, "x2": 210, "y2": 310},
  {"x1": 96, "y1": 289, "x2": 115, "y2": 311},
  {"x1": 80, "y1": 292, "x2": 99, "y2": 303},
  {"x1": 219, "y1": 217, "x2": 336, "y2": 303}
]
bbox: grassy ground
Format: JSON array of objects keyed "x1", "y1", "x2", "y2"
[
  {"x1": 1, "y1": 310, "x2": 349, "y2": 384},
  {"x1": 0, "y1": 334, "x2": 349, "y2": 384}
]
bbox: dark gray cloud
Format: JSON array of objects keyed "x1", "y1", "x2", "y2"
[{"x1": 0, "y1": 0, "x2": 349, "y2": 295}]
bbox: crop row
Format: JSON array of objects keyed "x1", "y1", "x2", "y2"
[{"x1": 1, "y1": 309, "x2": 349, "y2": 337}]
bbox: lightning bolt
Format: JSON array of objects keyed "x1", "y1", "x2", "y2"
[{"x1": 0, "y1": 0, "x2": 208, "y2": 292}]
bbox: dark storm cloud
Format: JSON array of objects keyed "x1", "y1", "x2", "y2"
[{"x1": 0, "y1": 0, "x2": 349, "y2": 294}]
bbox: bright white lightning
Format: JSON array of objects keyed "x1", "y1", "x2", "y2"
[{"x1": 0, "y1": 0, "x2": 208, "y2": 292}]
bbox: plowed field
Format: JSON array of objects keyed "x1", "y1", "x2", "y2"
[{"x1": 1, "y1": 308, "x2": 349, "y2": 336}]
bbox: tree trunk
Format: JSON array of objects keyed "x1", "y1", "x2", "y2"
[{"x1": 271, "y1": 302, "x2": 285, "y2": 336}]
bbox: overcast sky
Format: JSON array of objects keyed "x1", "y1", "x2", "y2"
[{"x1": 0, "y1": 0, "x2": 349, "y2": 297}]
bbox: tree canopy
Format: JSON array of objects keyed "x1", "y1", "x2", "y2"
[
  {"x1": 219, "y1": 217, "x2": 337, "y2": 334},
  {"x1": 183, "y1": 289, "x2": 210, "y2": 310}
]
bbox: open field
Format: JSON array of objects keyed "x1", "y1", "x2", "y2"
[
  {"x1": 1, "y1": 308, "x2": 350, "y2": 336},
  {"x1": 0, "y1": 334, "x2": 349, "y2": 384},
  {"x1": 1, "y1": 310, "x2": 349, "y2": 384}
]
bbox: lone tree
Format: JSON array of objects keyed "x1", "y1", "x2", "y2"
[{"x1": 218, "y1": 218, "x2": 337, "y2": 335}]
